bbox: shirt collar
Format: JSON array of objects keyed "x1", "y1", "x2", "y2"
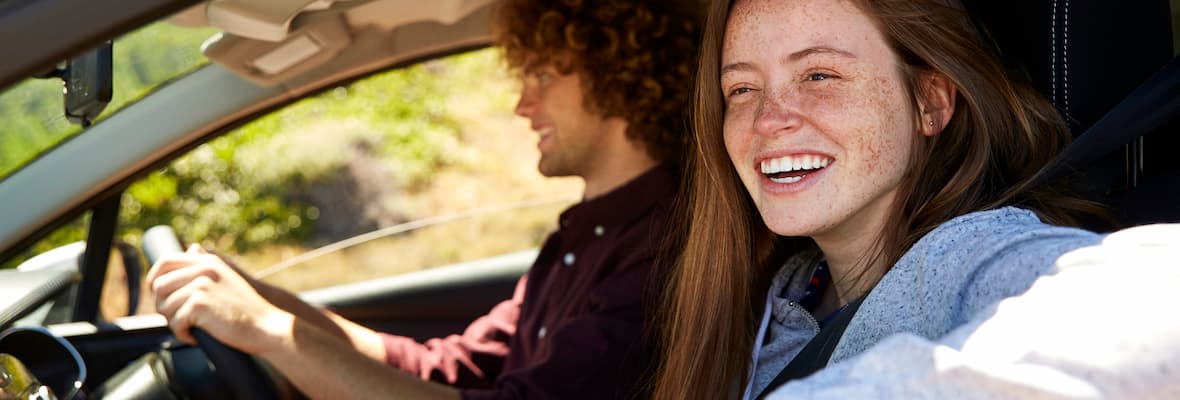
[{"x1": 558, "y1": 164, "x2": 678, "y2": 230}]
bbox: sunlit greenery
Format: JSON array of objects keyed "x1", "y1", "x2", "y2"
[
  {"x1": 117, "y1": 52, "x2": 500, "y2": 253},
  {"x1": 1, "y1": 17, "x2": 508, "y2": 268}
]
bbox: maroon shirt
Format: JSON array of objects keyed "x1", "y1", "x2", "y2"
[{"x1": 381, "y1": 166, "x2": 678, "y2": 399}]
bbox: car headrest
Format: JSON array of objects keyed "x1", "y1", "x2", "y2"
[{"x1": 962, "y1": 0, "x2": 1175, "y2": 136}]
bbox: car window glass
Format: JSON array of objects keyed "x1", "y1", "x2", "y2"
[
  {"x1": 115, "y1": 48, "x2": 580, "y2": 295},
  {"x1": 0, "y1": 22, "x2": 217, "y2": 181}
]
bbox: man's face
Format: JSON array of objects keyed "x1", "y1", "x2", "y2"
[{"x1": 514, "y1": 64, "x2": 611, "y2": 178}]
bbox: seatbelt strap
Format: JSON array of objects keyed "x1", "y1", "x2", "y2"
[
  {"x1": 1034, "y1": 55, "x2": 1180, "y2": 187},
  {"x1": 754, "y1": 296, "x2": 866, "y2": 400}
]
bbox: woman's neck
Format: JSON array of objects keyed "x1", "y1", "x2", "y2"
[
  {"x1": 810, "y1": 198, "x2": 896, "y2": 305},
  {"x1": 817, "y1": 238, "x2": 887, "y2": 305}
]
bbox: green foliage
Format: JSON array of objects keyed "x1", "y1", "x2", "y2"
[
  {"x1": 120, "y1": 143, "x2": 315, "y2": 253},
  {"x1": 118, "y1": 50, "x2": 503, "y2": 253}
]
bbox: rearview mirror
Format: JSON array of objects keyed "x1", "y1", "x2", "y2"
[
  {"x1": 63, "y1": 42, "x2": 113, "y2": 126},
  {"x1": 35, "y1": 42, "x2": 114, "y2": 127}
]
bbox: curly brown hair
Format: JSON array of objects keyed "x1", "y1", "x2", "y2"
[{"x1": 492, "y1": 0, "x2": 701, "y2": 165}]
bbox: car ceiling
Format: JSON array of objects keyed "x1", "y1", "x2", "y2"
[
  {"x1": 0, "y1": 0, "x2": 497, "y2": 92},
  {"x1": 179, "y1": 0, "x2": 497, "y2": 86}
]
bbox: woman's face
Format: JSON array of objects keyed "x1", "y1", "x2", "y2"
[{"x1": 721, "y1": 0, "x2": 926, "y2": 242}]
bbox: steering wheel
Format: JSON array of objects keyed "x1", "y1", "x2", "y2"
[{"x1": 143, "y1": 226, "x2": 281, "y2": 400}]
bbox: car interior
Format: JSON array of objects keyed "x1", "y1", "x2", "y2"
[
  {"x1": 965, "y1": 0, "x2": 1180, "y2": 227},
  {"x1": 0, "y1": 0, "x2": 1176, "y2": 399},
  {"x1": 1, "y1": 0, "x2": 529, "y2": 398}
]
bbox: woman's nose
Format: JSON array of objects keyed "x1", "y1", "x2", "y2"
[{"x1": 752, "y1": 90, "x2": 802, "y2": 137}]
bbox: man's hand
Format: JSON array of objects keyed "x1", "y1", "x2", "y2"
[
  {"x1": 146, "y1": 247, "x2": 459, "y2": 400},
  {"x1": 147, "y1": 245, "x2": 292, "y2": 357}
]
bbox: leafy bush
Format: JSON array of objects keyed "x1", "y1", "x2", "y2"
[{"x1": 118, "y1": 51, "x2": 497, "y2": 253}]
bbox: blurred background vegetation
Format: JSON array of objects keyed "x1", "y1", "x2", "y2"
[{"x1": 0, "y1": 20, "x2": 580, "y2": 291}]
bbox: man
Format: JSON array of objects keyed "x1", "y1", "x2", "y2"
[{"x1": 147, "y1": 0, "x2": 700, "y2": 398}]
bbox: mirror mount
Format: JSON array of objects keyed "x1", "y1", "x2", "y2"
[{"x1": 34, "y1": 42, "x2": 113, "y2": 128}]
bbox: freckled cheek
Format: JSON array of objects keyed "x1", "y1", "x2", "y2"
[
  {"x1": 722, "y1": 123, "x2": 760, "y2": 194},
  {"x1": 722, "y1": 113, "x2": 751, "y2": 161},
  {"x1": 723, "y1": 137, "x2": 746, "y2": 181},
  {"x1": 859, "y1": 121, "x2": 913, "y2": 182}
]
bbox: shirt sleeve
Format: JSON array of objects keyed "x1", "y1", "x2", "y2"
[
  {"x1": 766, "y1": 223, "x2": 1180, "y2": 399},
  {"x1": 380, "y1": 276, "x2": 528, "y2": 388}
]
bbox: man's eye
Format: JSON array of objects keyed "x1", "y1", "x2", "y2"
[{"x1": 535, "y1": 71, "x2": 553, "y2": 84}]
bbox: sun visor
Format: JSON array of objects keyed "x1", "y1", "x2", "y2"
[
  {"x1": 167, "y1": 3, "x2": 210, "y2": 28},
  {"x1": 203, "y1": 15, "x2": 350, "y2": 86},
  {"x1": 206, "y1": 0, "x2": 338, "y2": 42}
]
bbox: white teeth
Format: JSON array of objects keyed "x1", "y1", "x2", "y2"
[
  {"x1": 759, "y1": 155, "x2": 833, "y2": 174},
  {"x1": 769, "y1": 175, "x2": 804, "y2": 184}
]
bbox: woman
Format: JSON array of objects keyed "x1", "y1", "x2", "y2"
[{"x1": 654, "y1": 0, "x2": 1117, "y2": 398}]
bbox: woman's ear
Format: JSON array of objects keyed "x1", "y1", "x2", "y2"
[{"x1": 917, "y1": 72, "x2": 957, "y2": 137}]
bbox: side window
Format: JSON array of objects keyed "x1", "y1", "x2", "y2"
[{"x1": 117, "y1": 48, "x2": 579, "y2": 295}]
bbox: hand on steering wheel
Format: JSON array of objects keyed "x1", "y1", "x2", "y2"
[{"x1": 143, "y1": 226, "x2": 281, "y2": 400}]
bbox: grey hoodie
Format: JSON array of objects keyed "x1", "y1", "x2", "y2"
[{"x1": 747, "y1": 207, "x2": 1180, "y2": 398}]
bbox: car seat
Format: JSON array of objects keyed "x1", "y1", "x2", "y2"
[{"x1": 962, "y1": 0, "x2": 1179, "y2": 227}]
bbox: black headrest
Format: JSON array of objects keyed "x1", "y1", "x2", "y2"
[{"x1": 963, "y1": 0, "x2": 1175, "y2": 136}]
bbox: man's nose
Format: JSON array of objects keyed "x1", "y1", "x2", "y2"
[{"x1": 514, "y1": 89, "x2": 536, "y2": 118}]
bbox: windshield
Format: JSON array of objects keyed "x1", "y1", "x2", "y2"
[{"x1": 0, "y1": 22, "x2": 217, "y2": 181}]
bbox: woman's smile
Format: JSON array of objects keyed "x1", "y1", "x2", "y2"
[{"x1": 756, "y1": 153, "x2": 834, "y2": 192}]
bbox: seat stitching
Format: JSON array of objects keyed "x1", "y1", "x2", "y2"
[
  {"x1": 1063, "y1": 0, "x2": 1071, "y2": 115},
  {"x1": 1051, "y1": 0, "x2": 1058, "y2": 106}
]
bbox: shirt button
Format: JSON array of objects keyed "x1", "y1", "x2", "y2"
[
  {"x1": 594, "y1": 225, "x2": 605, "y2": 236},
  {"x1": 538, "y1": 326, "x2": 547, "y2": 339},
  {"x1": 563, "y1": 252, "x2": 576, "y2": 266}
]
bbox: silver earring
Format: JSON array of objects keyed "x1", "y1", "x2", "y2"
[{"x1": 928, "y1": 120, "x2": 935, "y2": 126}]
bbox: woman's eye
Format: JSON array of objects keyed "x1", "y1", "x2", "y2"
[
  {"x1": 727, "y1": 87, "x2": 753, "y2": 98},
  {"x1": 535, "y1": 71, "x2": 552, "y2": 84},
  {"x1": 806, "y1": 72, "x2": 834, "y2": 82}
]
